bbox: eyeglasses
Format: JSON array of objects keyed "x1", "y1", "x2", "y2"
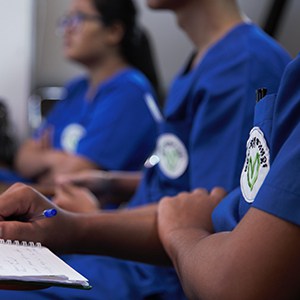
[{"x1": 57, "y1": 12, "x2": 103, "y2": 34}]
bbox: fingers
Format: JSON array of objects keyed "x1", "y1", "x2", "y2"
[
  {"x1": 55, "y1": 174, "x2": 76, "y2": 185},
  {"x1": 188, "y1": 187, "x2": 226, "y2": 208},
  {"x1": 53, "y1": 184, "x2": 73, "y2": 207},
  {"x1": 55, "y1": 175, "x2": 69, "y2": 185},
  {"x1": 191, "y1": 188, "x2": 209, "y2": 196},
  {"x1": 55, "y1": 182, "x2": 81, "y2": 195},
  {"x1": 55, "y1": 173, "x2": 86, "y2": 187},
  {"x1": 210, "y1": 187, "x2": 227, "y2": 206},
  {"x1": 210, "y1": 187, "x2": 227, "y2": 197},
  {"x1": 0, "y1": 183, "x2": 35, "y2": 218},
  {"x1": 40, "y1": 127, "x2": 51, "y2": 149},
  {"x1": 0, "y1": 221, "x2": 34, "y2": 242}
]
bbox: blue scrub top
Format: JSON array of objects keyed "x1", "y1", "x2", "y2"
[
  {"x1": 36, "y1": 68, "x2": 158, "y2": 171},
  {"x1": 213, "y1": 55, "x2": 300, "y2": 232},
  {"x1": 0, "y1": 68, "x2": 159, "y2": 183},
  {"x1": 0, "y1": 23, "x2": 291, "y2": 300},
  {"x1": 129, "y1": 22, "x2": 291, "y2": 208}
]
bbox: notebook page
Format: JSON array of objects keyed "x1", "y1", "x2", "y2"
[{"x1": 0, "y1": 241, "x2": 88, "y2": 285}]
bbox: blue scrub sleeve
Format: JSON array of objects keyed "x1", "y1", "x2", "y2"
[
  {"x1": 253, "y1": 123, "x2": 300, "y2": 226},
  {"x1": 76, "y1": 83, "x2": 157, "y2": 171},
  {"x1": 212, "y1": 187, "x2": 241, "y2": 232},
  {"x1": 252, "y1": 56, "x2": 300, "y2": 226}
]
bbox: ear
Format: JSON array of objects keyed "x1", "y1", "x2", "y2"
[{"x1": 106, "y1": 22, "x2": 125, "y2": 46}]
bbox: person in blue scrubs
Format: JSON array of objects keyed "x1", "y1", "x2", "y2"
[
  {"x1": 156, "y1": 54, "x2": 300, "y2": 299},
  {"x1": 0, "y1": 0, "x2": 159, "y2": 186},
  {"x1": 1, "y1": 53, "x2": 299, "y2": 299},
  {"x1": 0, "y1": 0, "x2": 292, "y2": 299},
  {"x1": 212, "y1": 54, "x2": 300, "y2": 233}
]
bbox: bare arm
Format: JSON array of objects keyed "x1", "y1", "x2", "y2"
[
  {"x1": 0, "y1": 183, "x2": 170, "y2": 265},
  {"x1": 158, "y1": 190, "x2": 300, "y2": 299},
  {"x1": 76, "y1": 204, "x2": 170, "y2": 264},
  {"x1": 53, "y1": 183, "x2": 102, "y2": 213},
  {"x1": 15, "y1": 139, "x2": 98, "y2": 184},
  {"x1": 106, "y1": 171, "x2": 141, "y2": 204},
  {"x1": 14, "y1": 139, "x2": 52, "y2": 179},
  {"x1": 56, "y1": 170, "x2": 142, "y2": 206}
]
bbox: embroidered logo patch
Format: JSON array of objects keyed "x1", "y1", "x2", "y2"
[
  {"x1": 61, "y1": 123, "x2": 86, "y2": 153},
  {"x1": 240, "y1": 127, "x2": 270, "y2": 203},
  {"x1": 157, "y1": 133, "x2": 188, "y2": 179}
]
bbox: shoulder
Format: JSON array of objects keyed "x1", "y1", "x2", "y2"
[
  {"x1": 198, "y1": 23, "x2": 290, "y2": 89},
  {"x1": 111, "y1": 68, "x2": 154, "y2": 93},
  {"x1": 204, "y1": 23, "x2": 290, "y2": 70},
  {"x1": 64, "y1": 75, "x2": 88, "y2": 95},
  {"x1": 100, "y1": 68, "x2": 156, "y2": 104},
  {"x1": 244, "y1": 24, "x2": 290, "y2": 63}
]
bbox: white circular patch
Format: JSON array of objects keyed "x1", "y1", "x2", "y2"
[
  {"x1": 240, "y1": 127, "x2": 270, "y2": 203},
  {"x1": 157, "y1": 133, "x2": 188, "y2": 179},
  {"x1": 61, "y1": 123, "x2": 86, "y2": 153}
]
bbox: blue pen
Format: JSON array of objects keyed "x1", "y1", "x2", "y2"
[{"x1": 28, "y1": 208, "x2": 57, "y2": 222}]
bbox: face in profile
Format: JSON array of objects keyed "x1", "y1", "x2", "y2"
[{"x1": 61, "y1": 0, "x2": 113, "y2": 66}]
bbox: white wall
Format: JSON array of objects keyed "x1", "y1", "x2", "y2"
[
  {"x1": 0, "y1": 0, "x2": 34, "y2": 142},
  {"x1": 34, "y1": 0, "x2": 84, "y2": 87},
  {"x1": 0, "y1": 0, "x2": 299, "y2": 142}
]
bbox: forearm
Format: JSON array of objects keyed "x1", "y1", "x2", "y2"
[
  {"x1": 14, "y1": 141, "x2": 50, "y2": 178},
  {"x1": 17, "y1": 146, "x2": 97, "y2": 183},
  {"x1": 93, "y1": 171, "x2": 140, "y2": 193},
  {"x1": 104, "y1": 171, "x2": 141, "y2": 204},
  {"x1": 165, "y1": 228, "x2": 228, "y2": 299},
  {"x1": 73, "y1": 204, "x2": 171, "y2": 265},
  {"x1": 163, "y1": 208, "x2": 300, "y2": 300},
  {"x1": 0, "y1": 185, "x2": 170, "y2": 266}
]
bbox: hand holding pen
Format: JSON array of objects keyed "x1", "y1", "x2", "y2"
[
  {"x1": 4, "y1": 208, "x2": 58, "y2": 222},
  {"x1": 0, "y1": 183, "x2": 76, "y2": 253},
  {"x1": 28, "y1": 209, "x2": 57, "y2": 222}
]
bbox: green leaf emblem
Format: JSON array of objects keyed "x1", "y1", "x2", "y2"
[
  {"x1": 165, "y1": 148, "x2": 179, "y2": 171},
  {"x1": 247, "y1": 152, "x2": 260, "y2": 191}
]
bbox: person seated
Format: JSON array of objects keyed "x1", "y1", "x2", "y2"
[
  {"x1": 0, "y1": 52, "x2": 300, "y2": 299},
  {"x1": 0, "y1": 0, "x2": 160, "y2": 192},
  {"x1": 0, "y1": 0, "x2": 291, "y2": 299},
  {"x1": 157, "y1": 53, "x2": 300, "y2": 299}
]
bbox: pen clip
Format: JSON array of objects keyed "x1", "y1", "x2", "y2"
[{"x1": 256, "y1": 88, "x2": 267, "y2": 103}]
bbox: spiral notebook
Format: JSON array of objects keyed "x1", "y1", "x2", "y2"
[{"x1": 0, "y1": 239, "x2": 91, "y2": 290}]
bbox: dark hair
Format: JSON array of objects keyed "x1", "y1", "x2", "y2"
[
  {"x1": 0, "y1": 101, "x2": 16, "y2": 168},
  {"x1": 92, "y1": 0, "x2": 163, "y2": 104}
]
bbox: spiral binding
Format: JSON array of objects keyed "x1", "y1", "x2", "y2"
[{"x1": 0, "y1": 239, "x2": 41, "y2": 247}]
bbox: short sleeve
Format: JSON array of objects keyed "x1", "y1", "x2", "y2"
[
  {"x1": 253, "y1": 123, "x2": 300, "y2": 226},
  {"x1": 76, "y1": 81, "x2": 158, "y2": 171}
]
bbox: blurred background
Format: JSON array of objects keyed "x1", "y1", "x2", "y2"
[{"x1": 0, "y1": 0, "x2": 298, "y2": 143}]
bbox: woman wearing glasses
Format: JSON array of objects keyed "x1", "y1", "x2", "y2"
[{"x1": 10, "y1": 0, "x2": 160, "y2": 188}]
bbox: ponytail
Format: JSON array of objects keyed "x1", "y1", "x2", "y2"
[
  {"x1": 123, "y1": 27, "x2": 162, "y2": 103},
  {"x1": 92, "y1": 0, "x2": 163, "y2": 103}
]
